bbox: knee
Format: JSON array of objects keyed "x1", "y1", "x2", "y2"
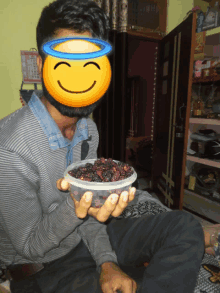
[
  {"x1": 169, "y1": 210, "x2": 204, "y2": 238},
  {"x1": 169, "y1": 210, "x2": 199, "y2": 224}
]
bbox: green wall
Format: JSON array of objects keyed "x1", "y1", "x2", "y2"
[
  {"x1": 0, "y1": 0, "x2": 47, "y2": 120},
  {"x1": 0, "y1": 0, "x2": 218, "y2": 120},
  {"x1": 167, "y1": 0, "x2": 194, "y2": 33}
]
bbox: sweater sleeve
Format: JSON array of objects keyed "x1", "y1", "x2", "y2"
[
  {"x1": 76, "y1": 216, "x2": 119, "y2": 273},
  {"x1": 0, "y1": 147, "x2": 85, "y2": 261}
]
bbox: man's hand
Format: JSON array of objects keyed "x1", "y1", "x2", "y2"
[
  {"x1": 100, "y1": 262, "x2": 137, "y2": 293},
  {"x1": 56, "y1": 178, "x2": 136, "y2": 222}
]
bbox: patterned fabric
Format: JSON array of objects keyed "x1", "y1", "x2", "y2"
[
  {"x1": 214, "y1": 234, "x2": 220, "y2": 267},
  {"x1": 195, "y1": 254, "x2": 220, "y2": 293},
  {"x1": 119, "y1": 199, "x2": 220, "y2": 293},
  {"x1": 118, "y1": 200, "x2": 169, "y2": 218},
  {"x1": 118, "y1": 0, "x2": 128, "y2": 33},
  {"x1": 93, "y1": 0, "x2": 128, "y2": 32}
]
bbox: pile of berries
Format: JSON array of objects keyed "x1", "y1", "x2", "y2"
[{"x1": 68, "y1": 158, "x2": 134, "y2": 182}]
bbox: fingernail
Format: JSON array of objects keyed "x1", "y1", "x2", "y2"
[
  {"x1": 84, "y1": 192, "x2": 93, "y2": 202},
  {"x1": 121, "y1": 191, "x2": 128, "y2": 202},
  {"x1": 109, "y1": 194, "x2": 119, "y2": 204},
  {"x1": 131, "y1": 187, "x2": 136, "y2": 194},
  {"x1": 61, "y1": 179, "x2": 69, "y2": 190}
]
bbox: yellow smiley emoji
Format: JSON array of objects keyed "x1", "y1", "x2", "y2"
[{"x1": 43, "y1": 39, "x2": 112, "y2": 107}]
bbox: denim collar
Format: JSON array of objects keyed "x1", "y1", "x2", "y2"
[{"x1": 28, "y1": 91, "x2": 89, "y2": 151}]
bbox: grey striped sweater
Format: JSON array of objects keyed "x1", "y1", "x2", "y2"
[{"x1": 0, "y1": 93, "x2": 118, "y2": 272}]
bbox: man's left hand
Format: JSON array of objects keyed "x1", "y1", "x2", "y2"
[{"x1": 100, "y1": 262, "x2": 137, "y2": 293}]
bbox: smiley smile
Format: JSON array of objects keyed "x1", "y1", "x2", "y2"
[{"x1": 57, "y1": 80, "x2": 96, "y2": 94}]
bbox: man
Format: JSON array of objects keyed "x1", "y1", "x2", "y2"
[{"x1": 0, "y1": 0, "x2": 207, "y2": 292}]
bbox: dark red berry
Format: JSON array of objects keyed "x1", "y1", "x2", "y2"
[
  {"x1": 68, "y1": 159, "x2": 133, "y2": 182},
  {"x1": 68, "y1": 170, "x2": 76, "y2": 176},
  {"x1": 85, "y1": 163, "x2": 93, "y2": 169},
  {"x1": 111, "y1": 171, "x2": 120, "y2": 182},
  {"x1": 100, "y1": 157, "x2": 106, "y2": 163}
]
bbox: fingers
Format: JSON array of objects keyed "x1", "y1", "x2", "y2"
[
  {"x1": 72, "y1": 191, "x2": 93, "y2": 219},
  {"x1": 101, "y1": 284, "x2": 114, "y2": 293},
  {"x1": 111, "y1": 191, "x2": 129, "y2": 218},
  {"x1": 56, "y1": 178, "x2": 70, "y2": 191},
  {"x1": 111, "y1": 187, "x2": 136, "y2": 218},
  {"x1": 88, "y1": 194, "x2": 119, "y2": 222},
  {"x1": 56, "y1": 178, "x2": 63, "y2": 190},
  {"x1": 133, "y1": 280, "x2": 138, "y2": 293},
  {"x1": 119, "y1": 279, "x2": 135, "y2": 293},
  {"x1": 128, "y1": 187, "x2": 136, "y2": 202}
]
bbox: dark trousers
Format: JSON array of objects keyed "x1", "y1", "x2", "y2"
[{"x1": 10, "y1": 210, "x2": 205, "y2": 293}]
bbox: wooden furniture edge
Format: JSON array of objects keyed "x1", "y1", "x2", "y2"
[
  {"x1": 184, "y1": 189, "x2": 220, "y2": 223},
  {"x1": 179, "y1": 12, "x2": 197, "y2": 210}
]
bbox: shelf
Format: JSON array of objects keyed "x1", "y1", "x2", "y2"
[
  {"x1": 193, "y1": 75, "x2": 220, "y2": 84},
  {"x1": 187, "y1": 155, "x2": 220, "y2": 168},
  {"x1": 127, "y1": 30, "x2": 163, "y2": 40},
  {"x1": 189, "y1": 118, "x2": 220, "y2": 125},
  {"x1": 184, "y1": 189, "x2": 220, "y2": 223}
]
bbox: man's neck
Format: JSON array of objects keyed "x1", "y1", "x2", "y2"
[{"x1": 41, "y1": 96, "x2": 79, "y2": 141}]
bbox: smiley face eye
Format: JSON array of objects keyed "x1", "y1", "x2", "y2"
[
  {"x1": 54, "y1": 62, "x2": 71, "y2": 70},
  {"x1": 84, "y1": 62, "x2": 100, "y2": 70}
]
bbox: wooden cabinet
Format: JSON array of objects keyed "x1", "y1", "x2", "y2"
[
  {"x1": 151, "y1": 12, "x2": 197, "y2": 210},
  {"x1": 152, "y1": 11, "x2": 220, "y2": 223}
]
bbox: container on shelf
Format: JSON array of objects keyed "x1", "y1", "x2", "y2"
[
  {"x1": 202, "y1": 1, "x2": 220, "y2": 31},
  {"x1": 192, "y1": 95, "x2": 205, "y2": 117}
]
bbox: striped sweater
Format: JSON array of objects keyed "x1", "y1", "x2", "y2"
[{"x1": 0, "y1": 92, "x2": 118, "y2": 272}]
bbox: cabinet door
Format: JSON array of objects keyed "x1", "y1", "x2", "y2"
[{"x1": 152, "y1": 13, "x2": 196, "y2": 209}]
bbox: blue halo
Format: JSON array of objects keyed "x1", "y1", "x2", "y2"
[{"x1": 42, "y1": 37, "x2": 112, "y2": 60}]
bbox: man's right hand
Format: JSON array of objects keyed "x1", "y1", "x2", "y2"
[
  {"x1": 56, "y1": 178, "x2": 94, "y2": 219},
  {"x1": 71, "y1": 191, "x2": 94, "y2": 219}
]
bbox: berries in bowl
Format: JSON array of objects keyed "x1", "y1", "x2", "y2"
[{"x1": 64, "y1": 158, "x2": 137, "y2": 208}]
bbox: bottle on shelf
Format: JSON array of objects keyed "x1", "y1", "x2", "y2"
[
  {"x1": 206, "y1": 97, "x2": 213, "y2": 109},
  {"x1": 192, "y1": 95, "x2": 205, "y2": 117}
]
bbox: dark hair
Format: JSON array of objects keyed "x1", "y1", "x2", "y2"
[{"x1": 36, "y1": 0, "x2": 110, "y2": 58}]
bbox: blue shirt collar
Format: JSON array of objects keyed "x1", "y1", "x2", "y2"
[{"x1": 28, "y1": 91, "x2": 89, "y2": 150}]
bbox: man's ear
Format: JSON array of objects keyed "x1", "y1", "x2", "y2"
[{"x1": 37, "y1": 55, "x2": 43, "y2": 79}]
